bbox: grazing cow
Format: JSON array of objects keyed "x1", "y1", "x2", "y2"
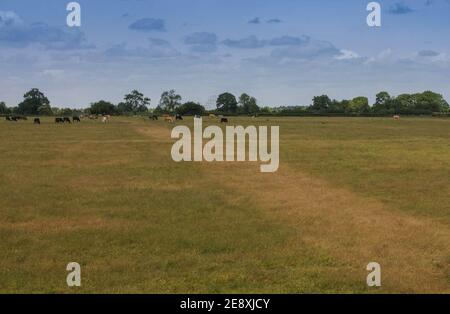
[
  {"x1": 164, "y1": 116, "x2": 175, "y2": 123},
  {"x1": 55, "y1": 117, "x2": 64, "y2": 123},
  {"x1": 220, "y1": 117, "x2": 228, "y2": 123},
  {"x1": 102, "y1": 116, "x2": 110, "y2": 123},
  {"x1": 5, "y1": 116, "x2": 11, "y2": 121},
  {"x1": 34, "y1": 118, "x2": 41, "y2": 124},
  {"x1": 150, "y1": 115, "x2": 158, "y2": 120},
  {"x1": 11, "y1": 116, "x2": 18, "y2": 122},
  {"x1": 175, "y1": 114, "x2": 183, "y2": 121},
  {"x1": 63, "y1": 117, "x2": 71, "y2": 123},
  {"x1": 73, "y1": 116, "x2": 81, "y2": 123},
  {"x1": 393, "y1": 115, "x2": 400, "y2": 120}
]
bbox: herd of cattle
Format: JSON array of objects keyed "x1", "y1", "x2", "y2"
[
  {"x1": 150, "y1": 114, "x2": 229, "y2": 123},
  {"x1": 54, "y1": 117, "x2": 80, "y2": 124},
  {"x1": 4, "y1": 114, "x2": 111, "y2": 124},
  {"x1": 5, "y1": 114, "x2": 400, "y2": 125},
  {"x1": 4, "y1": 113, "x2": 231, "y2": 124}
]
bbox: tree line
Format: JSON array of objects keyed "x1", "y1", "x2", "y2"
[
  {"x1": 1, "y1": 88, "x2": 449, "y2": 117},
  {"x1": 304, "y1": 91, "x2": 448, "y2": 115}
]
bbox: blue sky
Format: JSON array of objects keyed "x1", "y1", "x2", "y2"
[{"x1": 1, "y1": 0, "x2": 450, "y2": 108}]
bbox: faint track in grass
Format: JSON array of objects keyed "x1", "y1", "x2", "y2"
[{"x1": 135, "y1": 121, "x2": 450, "y2": 293}]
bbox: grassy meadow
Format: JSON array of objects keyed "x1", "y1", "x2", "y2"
[{"x1": 0, "y1": 116, "x2": 449, "y2": 293}]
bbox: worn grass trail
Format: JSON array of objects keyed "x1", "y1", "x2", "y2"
[
  {"x1": 0, "y1": 117, "x2": 449, "y2": 293},
  {"x1": 139, "y1": 119, "x2": 450, "y2": 293}
]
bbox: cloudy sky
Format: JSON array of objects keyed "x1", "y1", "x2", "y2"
[{"x1": 1, "y1": 0, "x2": 450, "y2": 108}]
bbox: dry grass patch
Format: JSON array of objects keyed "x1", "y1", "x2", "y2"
[{"x1": 203, "y1": 161, "x2": 450, "y2": 293}]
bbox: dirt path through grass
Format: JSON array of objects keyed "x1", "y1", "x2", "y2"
[{"x1": 136, "y1": 121, "x2": 450, "y2": 293}]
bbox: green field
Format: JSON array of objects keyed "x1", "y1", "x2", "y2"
[{"x1": 0, "y1": 116, "x2": 449, "y2": 293}]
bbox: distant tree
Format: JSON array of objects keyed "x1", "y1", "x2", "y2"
[
  {"x1": 238, "y1": 93, "x2": 259, "y2": 114},
  {"x1": 159, "y1": 90, "x2": 182, "y2": 112},
  {"x1": 153, "y1": 105, "x2": 165, "y2": 114},
  {"x1": 311, "y1": 95, "x2": 332, "y2": 112},
  {"x1": 371, "y1": 91, "x2": 449, "y2": 114},
  {"x1": 259, "y1": 106, "x2": 272, "y2": 113},
  {"x1": 89, "y1": 100, "x2": 117, "y2": 115},
  {"x1": 0, "y1": 101, "x2": 10, "y2": 114},
  {"x1": 37, "y1": 104, "x2": 53, "y2": 116},
  {"x1": 117, "y1": 102, "x2": 132, "y2": 114},
  {"x1": 414, "y1": 91, "x2": 449, "y2": 113},
  {"x1": 121, "y1": 90, "x2": 151, "y2": 114},
  {"x1": 216, "y1": 92, "x2": 238, "y2": 113},
  {"x1": 340, "y1": 100, "x2": 352, "y2": 113},
  {"x1": 348, "y1": 97, "x2": 370, "y2": 113},
  {"x1": 373, "y1": 91, "x2": 392, "y2": 113},
  {"x1": 60, "y1": 108, "x2": 74, "y2": 116},
  {"x1": 17, "y1": 88, "x2": 50, "y2": 115},
  {"x1": 176, "y1": 102, "x2": 205, "y2": 116},
  {"x1": 328, "y1": 99, "x2": 348, "y2": 113},
  {"x1": 51, "y1": 107, "x2": 61, "y2": 116},
  {"x1": 391, "y1": 94, "x2": 415, "y2": 114}
]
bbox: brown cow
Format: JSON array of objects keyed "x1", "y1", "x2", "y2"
[{"x1": 164, "y1": 116, "x2": 175, "y2": 123}]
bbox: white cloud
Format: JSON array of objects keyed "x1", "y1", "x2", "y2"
[
  {"x1": 0, "y1": 11, "x2": 23, "y2": 27},
  {"x1": 0, "y1": 11, "x2": 92, "y2": 50},
  {"x1": 335, "y1": 49, "x2": 360, "y2": 60}
]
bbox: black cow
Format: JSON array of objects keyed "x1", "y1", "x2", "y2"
[
  {"x1": 10, "y1": 116, "x2": 18, "y2": 122},
  {"x1": 55, "y1": 117, "x2": 64, "y2": 123},
  {"x1": 73, "y1": 116, "x2": 81, "y2": 123},
  {"x1": 34, "y1": 118, "x2": 41, "y2": 124},
  {"x1": 175, "y1": 114, "x2": 183, "y2": 120},
  {"x1": 5, "y1": 116, "x2": 11, "y2": 121},
  {"x1": 220, "y1": 118, "x2": 228, "y2": 123},
  {"x1": 63, "y1": 117, "x2": 71, "y2": 123},
  {"x1": 150, "y1": 115, "x2": 158, "y2": 120}
]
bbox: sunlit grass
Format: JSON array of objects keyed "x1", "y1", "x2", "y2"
[{"x1": 0, "y1": 116, "x2": 448, "y2": 293}]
